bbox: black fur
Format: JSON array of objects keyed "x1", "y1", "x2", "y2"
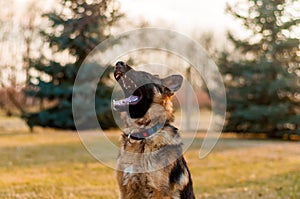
[
  {"x1": 180, "y1": 158, "x2": 195, "y2": 199},
  {"x1": 169, "y1": 157, "x2": 195, "y2": 199},
  {"x1": 129, "y1": 84, "x2": 155, "y2": 118},
  {"x1": 169, "y1": 159, "x2": 183, "y2": 184}
]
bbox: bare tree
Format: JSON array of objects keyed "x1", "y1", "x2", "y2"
[{"x1": 0, "y1": 0, "x2": 44, "y2": 115}]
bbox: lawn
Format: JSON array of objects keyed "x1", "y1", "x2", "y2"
[{"x1": 0, "y1": 116, "x2": 300, "y2": 199}]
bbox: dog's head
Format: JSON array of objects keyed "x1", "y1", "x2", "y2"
[{"x1": 113, "y1": 61, "x2": 183, "y2": 124}]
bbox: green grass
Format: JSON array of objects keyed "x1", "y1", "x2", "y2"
[{"x1": 0, "y1": 117, "x2": 300, "y2": 198}]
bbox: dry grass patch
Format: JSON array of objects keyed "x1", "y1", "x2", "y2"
[{"x1": 0, "y1": 117, "x2": 299, "y2": 198}]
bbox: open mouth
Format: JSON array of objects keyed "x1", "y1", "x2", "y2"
[
  {"x1": 113, "y1": 66, "x2": 143, "y2": 110},
  {"x1": 112, "y1": 88, "x2": 142, "y2": 107}
]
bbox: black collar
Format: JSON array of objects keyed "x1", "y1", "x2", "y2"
[{"x1": 126, "y1": 123, "x2": 164, "y2": 140}]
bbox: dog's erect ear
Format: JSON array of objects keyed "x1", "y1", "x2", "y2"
[{"x1": 161, "y1": 75, "x2": 183, "y2": 93}]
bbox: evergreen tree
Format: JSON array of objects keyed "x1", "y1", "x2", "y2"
[
  {"x1": 220, "y1": 0, "x2": 300, "y2": 137},
  {"x1": 25, "y1": 0, "x2": 123, "y2": 130}
]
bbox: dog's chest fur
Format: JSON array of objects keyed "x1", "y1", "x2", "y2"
[{"x1": 116, "y1": 126, "x2": 191, "y2": 199}]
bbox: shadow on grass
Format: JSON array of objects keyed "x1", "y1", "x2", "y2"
[
  {"x1": 187, "y1": 135, "x2": 294, "y2": 153},
  {"x1": 0, "y1": 142, "x2": 97, "y2": 168},
  {"x1": 1, "y1": 131, "x2": 299, "y2": 169}
]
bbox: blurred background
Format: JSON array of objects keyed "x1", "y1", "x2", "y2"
[{"x1": 0, "y1": 0, "x2": 300, "y2": 198}]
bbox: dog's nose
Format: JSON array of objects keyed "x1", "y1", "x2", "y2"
[{"x1": 115, "y1": 61, "x2": 127, "y2": 72}]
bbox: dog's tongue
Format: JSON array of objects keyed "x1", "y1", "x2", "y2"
[{"x1": 113, "y1": 95, "x2": 139, "y2": 107}]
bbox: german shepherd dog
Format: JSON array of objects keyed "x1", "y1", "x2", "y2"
[{"x1": 113, "y1": 61, "x2": 195, "y2": 199}]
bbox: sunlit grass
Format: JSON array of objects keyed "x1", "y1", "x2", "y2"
[{"x1": 0, "y1": 118, "x2": 300, "y2": 198}]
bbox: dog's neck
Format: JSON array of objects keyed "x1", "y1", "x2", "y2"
[
  {"x1": 121, "y1": 94, "x2": 176, "y2": 140},
  {"x1": 124, "y1": 122, "x2": 165, "y2": 140}
]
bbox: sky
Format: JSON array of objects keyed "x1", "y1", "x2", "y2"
[
  {"x1": 119, "y1": 0, "x2": 231, "y2": 32},
  {"x1": 14, "y1": 0, "x2": 236, "y2": 38},
  {"x1": 119, "y1": 0, "x2": 300, "y2": 40},
  {"x1": 13, "y1": 0, "x2": 300, "y2": 36}
]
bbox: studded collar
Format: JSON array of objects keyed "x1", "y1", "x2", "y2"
[{"x1": 126, "y1": 123, "x2": 164, "y2": 140}]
